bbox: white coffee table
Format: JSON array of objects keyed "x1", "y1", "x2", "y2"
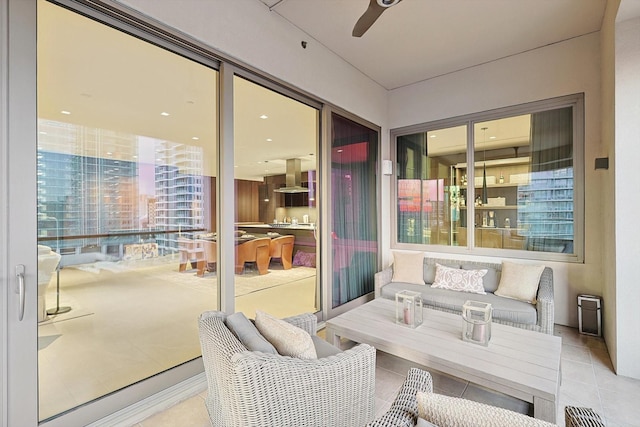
[{"x1": 325, "y1": 298, "x2": 562, "y2": 423}]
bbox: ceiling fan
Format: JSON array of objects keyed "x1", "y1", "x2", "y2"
[{"x1": 352, "y1": 0, "x2": 403, "y2": 37}]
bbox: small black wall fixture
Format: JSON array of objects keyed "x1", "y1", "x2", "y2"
[{"x1": 595, "y1": 157, "x2": 609, "y2": 170}]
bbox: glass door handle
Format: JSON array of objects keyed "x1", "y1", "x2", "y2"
[{"x1": 15, "y1": 264, "x2": 25, "y2": 321}]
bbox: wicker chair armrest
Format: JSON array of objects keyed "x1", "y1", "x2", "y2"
[
  {"x1": 535, "y1": 267, "x2": 554, "y2": 334},
  {"x1": 229, "y1": 343, "x2": 376, "y2": 427},
  {"x1": 282, "y1": 312, "x2": 317, "y2": 335},
  {"x1": 565, "y1": 406, "x2": 605, "y2": 427},
  {"x1": 367, "y1": 368, "x2": 433, "y2": 427},
  {"x1": 375, "y1": 267, "x2": 393, "y2": 298}
]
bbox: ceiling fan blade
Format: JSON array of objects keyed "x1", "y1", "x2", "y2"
[{"x1": 352, "y1": 0, "x2": 386, "y2": 37}]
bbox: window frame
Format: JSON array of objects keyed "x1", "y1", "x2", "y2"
[{"x1": 390, "y1": 94, "x2": 585, "y2": 263}]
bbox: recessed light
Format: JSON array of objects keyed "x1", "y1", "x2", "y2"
[
  {"x1": 160, "y1": 112, "x2": 170, "y2": 116},
  {"x1": 266, "y1": 138, "x2": 272, "y2": 142},
  {"x1": 106, "y1": 152, "x2": 112, "y2": 155},
  {"x1": 257, "y1": 161, "x2": 262, "y2": 164},
  {"x1": 430, "y1": 134, "x2": 437, "y2": 138},
  {"x1": 337, "y1": 149, "x2": 343, "y2": 153},
  {"x1": 61, "y1": 110, "x2": 71, "y2": 115},
  {"x1": 489, "y1": 136, "x2": 497, "y2": 140},
  {"x1": 192, "y1": 137, "x2": 199, "y2": 140},
  {"x1": 259, "y1": 114, "x2": 268, "y2": 119}
]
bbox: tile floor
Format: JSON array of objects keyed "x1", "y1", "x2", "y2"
[{"x1": 135, "y1": 325, "x2": 640, "y2": 427}]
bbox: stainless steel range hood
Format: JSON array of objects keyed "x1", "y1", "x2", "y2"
[{"x1": 274, "y1": 158, "x2": 309, "y2": 193}]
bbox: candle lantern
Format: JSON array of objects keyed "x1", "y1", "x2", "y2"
[
  {"x1": 462, "y1": 301, "x2": 492, "y2": 346},
  {"x1": 395, "y1": 290, "x2": 423, "y2": 328}
]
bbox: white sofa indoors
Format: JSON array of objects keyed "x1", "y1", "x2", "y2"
[{"x1": 374, "y1": 252, "x2": 554, "y2": 334}]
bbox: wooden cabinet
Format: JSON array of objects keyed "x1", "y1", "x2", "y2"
[{"x1": 235, "y1": 179, "x2": 260, "y2": 222}]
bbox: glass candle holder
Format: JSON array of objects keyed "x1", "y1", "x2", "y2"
[
  {"x1": 462, "y1": 300, "x2": 492, "y2": 346},
  {"x1": 395, "y1": 290, "x2": 423, "y2": 328}
]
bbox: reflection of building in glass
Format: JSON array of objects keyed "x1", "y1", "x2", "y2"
[
  {"x1": 517, "y1": 168, "x2": 574, "y2": 253},
  {"x1": 36, "y1": 120, "x2": 204, "y2": 259},
  {"x1": 154, "y1": 141, "x2": 204, "y2": 252}
]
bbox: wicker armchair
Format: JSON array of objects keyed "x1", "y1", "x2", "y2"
[
  {"x1": 198, "y1": 310, "x2": 376, "y2": 427},
  {"x1": 369, "y1": 368, "x2": 605, "y2": 427}
]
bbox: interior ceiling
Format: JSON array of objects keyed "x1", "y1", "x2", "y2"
[
  {"x1": 263, "y1": 0, "x2": 607, "y2": 90},
  {"x1": 38, "y1": 0, "x2": 609, "y2": 182}
]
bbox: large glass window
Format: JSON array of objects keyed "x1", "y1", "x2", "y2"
[
  {"x1": 393, "y1": 96, "x2": 582, "y2": 260},
  {"x1": 37, "y1": 1, "x2": 218, "y2": 420}
]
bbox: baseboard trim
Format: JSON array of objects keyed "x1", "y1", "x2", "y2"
[{"x1": 87, "y1": 373, "x2": 207, "y2": 427}]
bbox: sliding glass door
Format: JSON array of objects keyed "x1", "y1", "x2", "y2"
[
  {"x1": 232, "y1": 76, "x2": 320, "y2": 319},
  {"x1": 36, "y1": 1, "x2": 218, "y2": 421}
]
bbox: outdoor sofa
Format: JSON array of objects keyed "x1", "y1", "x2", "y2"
[{"x1": 375, "y1": 254, "x2": 554, "y2": 334}]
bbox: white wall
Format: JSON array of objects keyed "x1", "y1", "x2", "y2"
[
  {"x1": 387, "y1": 34, "x2": 603, "y2": 328},
  {"x1": 614, "y1": 16, "x2": 640, "y2": 379}
]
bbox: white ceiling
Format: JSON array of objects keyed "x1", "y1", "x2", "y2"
[{"x1": 262, "y1": 0, "x2": 608, "y2": 90}]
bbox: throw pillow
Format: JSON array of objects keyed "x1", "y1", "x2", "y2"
[
  {"x1": 391, "y1": 251, "x2": 426, "y2": 285},
  {"x1": 462, "y1": 264, "x2": 500, "y2": 293},
  {"x1": 254, "y1": 310, "x2": 317, "y2": 359},
  {"x1": 495, "y1": 261, "x2": 546, "y2": 304},
  {"x1": 417, "y1": 392, "x2": 557, "y2": 427},
  {"x1": 225, "y1": 312, "x2": 277, "y2": 354},
  {"x1": 431, "y1": 263, "x2": 487, "y2": 295}
]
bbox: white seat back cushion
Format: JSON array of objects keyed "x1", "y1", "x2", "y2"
[
  {"x1": 255, "y1": 310, "x2": 317, "y2": 359},
  {"x1": 392, "y1": 251, "x2": 426, "y2": 285},
  {"x1": 495, "y1": 261, "x2": 545, "y2": 303}
]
